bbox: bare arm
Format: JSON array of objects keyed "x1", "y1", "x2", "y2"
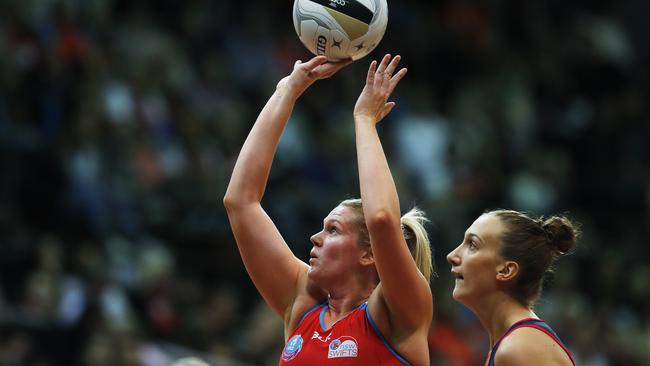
[
  {"x1": 354, "y1": 55, "x2": 432, "y2": 331},
  {"x1": 223, "y1": 56, "x2": 350, "y2": 318}
]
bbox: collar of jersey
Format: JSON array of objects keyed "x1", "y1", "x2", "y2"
[{"x1": 319, "y1": 302, "x2": 367, "y2": 332}]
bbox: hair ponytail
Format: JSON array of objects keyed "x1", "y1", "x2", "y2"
[
  {"x1": 401, "y1": 207, "x2": 434, "y2": 282},
  {"x1": 340, "y1": 199, "x2": 434, "y2": 282}
]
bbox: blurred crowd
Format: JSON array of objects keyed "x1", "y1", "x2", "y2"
[{"x1": 0, "y1": 0, "x2": 649, "y2": 365}]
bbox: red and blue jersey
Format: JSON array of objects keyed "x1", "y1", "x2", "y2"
[
  {"x1": 279, "y1": 302, "x2": 411, "y2": 365},
  {"x1": 486, "y1": 318, "x2": 575, "y2": 366}
]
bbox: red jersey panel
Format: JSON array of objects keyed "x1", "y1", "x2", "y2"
[{"x1": 278, "y1": 303, "x2": 411, "y2": 365}]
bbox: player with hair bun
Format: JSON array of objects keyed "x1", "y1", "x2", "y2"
[{"x1": 447, "y1": 209, "x2": 579, "y2": 366}]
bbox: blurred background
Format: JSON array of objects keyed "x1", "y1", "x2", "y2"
[{"x1": 0, "y1": 0, "x2": 649, "y2": 365}]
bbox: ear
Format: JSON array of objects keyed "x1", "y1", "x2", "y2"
[
  {"x1": 359, "y1": 247, "x2": 375, "y2": 266},
  {"x1": 496, "y1": 261, "x2": 519, "y2": 282}
]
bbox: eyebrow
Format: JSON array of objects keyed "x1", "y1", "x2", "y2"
[
  {"x1": 466, "y1": 232, "x2": 485, "y2": 245},
  {"x1": 324, "y1": 218, "x2": 343, "y2": 226}
]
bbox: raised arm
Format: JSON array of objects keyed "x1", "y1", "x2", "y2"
[
  {"x1": 353, "y1": 55, "x2": 432, "y2": 332},
  {"x1": 223, "y1": 56, "x2": 350, "y2": 318}
]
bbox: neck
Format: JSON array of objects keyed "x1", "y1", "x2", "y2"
[
  {"x1": 327, "y1": 291, "x2": 371, "y2": 316},
  {"x1": 323, "y1": 272, "x2": 376, "y2": 319},
  {"x1": 467, "y1": 293, "x2": 537, "y2": 347}
]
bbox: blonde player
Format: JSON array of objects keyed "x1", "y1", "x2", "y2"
[{"x1": 224, "y1": 54, "x2": 433, "y2": 365}]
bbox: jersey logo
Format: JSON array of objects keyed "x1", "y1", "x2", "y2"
[
  {"x1": 312, "y1": 330, "x2": 332, "y2": 342},
  {"x1": 328, "y1": 336, "x2": 358, "y2": 358},
  {"x1": 282, "y1": 335, "x2": 304, "y2": 361}
]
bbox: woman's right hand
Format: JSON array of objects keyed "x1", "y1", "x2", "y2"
[{"x1": 277, "y1": 56, "x2": 352, "y2": 99}]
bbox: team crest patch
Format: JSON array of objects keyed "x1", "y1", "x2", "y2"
[
  {"x1": 282, "y1": 335, "x2": 304, "y2": 361},
  {"x1": 328, "y1": 336, "x2": 358, "y2": 358}
]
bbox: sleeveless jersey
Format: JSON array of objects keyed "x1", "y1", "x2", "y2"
[
  {"x1": 279, "y1": 302, "x2": 411, "y2": 365},
  {"x1": 486, "y1": 318, "x2": 575, "y2": 366}
]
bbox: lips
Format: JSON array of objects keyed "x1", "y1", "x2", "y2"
[
  {"x1": 309, "y1": 251, "x2": 318, "y2": 265},
  {"x1": 451, "y1": 270, "x2": 464, "y2": 280}
]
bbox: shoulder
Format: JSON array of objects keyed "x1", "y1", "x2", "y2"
[{"x1": 495, "y1": 326, "x2": 572, "y2": 366}]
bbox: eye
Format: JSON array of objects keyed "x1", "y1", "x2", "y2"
[
  {"x1": 328, "y1": 226, "x2": 338, "y2": 234},
  {"x1": 466, "y1": 239, "x2": 477, "y2": 249}
]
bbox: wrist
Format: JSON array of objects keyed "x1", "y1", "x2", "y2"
[
  {"x1": 354, "y1": 114, "x2": 376, "y2": 125},
  {"x1": 276, "y1": 83, "x2": 303, "y2": 102}
]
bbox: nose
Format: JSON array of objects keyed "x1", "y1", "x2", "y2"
[
  {"x1": 447, "y1": 244, "x2": 461, "y2": 266},
  {"x1": 310, "y1": 232, "x2": 322, "y2": 247}
]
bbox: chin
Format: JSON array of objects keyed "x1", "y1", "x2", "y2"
[
  {"x1": 307, "y1": 267, "x2": 320, "y2": 283},
  {"x1": 452, "y1": 287, "x2": 468, "y2": 304},
  {"x1": 451, "y1": 289, "x2": 460, "y2": 301}
]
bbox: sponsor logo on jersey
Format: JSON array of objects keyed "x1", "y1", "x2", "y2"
[
  {"x1": 312, "y1": 330, "x2": 332, "y2": 342},
  {"x1": 282, "y1": 335, "x2": 304, "y2": 361},
  {"x1": 328, "y1": 336, "x2": 358, "y2": 358}
]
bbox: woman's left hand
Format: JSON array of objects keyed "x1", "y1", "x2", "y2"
[{"x1": 353, "y1": 54, "x2": 407, "y2": 124}]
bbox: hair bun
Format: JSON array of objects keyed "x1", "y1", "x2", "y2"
[{"x1": 542, "y1": 216, "x2": 579, "y2": 254}]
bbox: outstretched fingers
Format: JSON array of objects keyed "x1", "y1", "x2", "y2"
[
  {"x1": 384, "y1": 55, "x2": 401, "y2": 78},
  {"x1": 387, "y1": 67, "x2": 408, "y2": 94},
  {"x1": 299, "y1": 55, "x2": 328, "y2": 72},
  {"x1": 323, "y1": 58, "x2": 353, "y2": 76},
  {"x1": 379, "y1": 102, "x2": 396, "y2": 120},
  {"x1": 366, "y1": 60, "x2": 378, "y2": 85},
  {"x1": 375, "y1": 54, "x2": 391, "y2": 74},
  {"x1": 307, "y1": 57, "x2": 352, "y2": 80},
  {"x1": 355, "y1": 54, "x2": 407, "y2": 123},
  {"x1": 374, "y1": 54, "x2": 391, "y2": 89}
]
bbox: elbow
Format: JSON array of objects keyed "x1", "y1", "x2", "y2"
[
  {"x1": 365, "y1": 209, "x2": 400, "y2": 232},
  {"x1": 222, "y1": 194, "x2": 235, "y2": 211},
  {"x1": 222, "y1": 188, "x2": 243, "y2": 212},
  {"x1": 223, "y1": 189, "x2": 259, "y2": 212}
]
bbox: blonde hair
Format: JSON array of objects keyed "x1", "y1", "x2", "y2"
[{"x1": 339, "y1": 199, "x2": 434, "y2": 282}]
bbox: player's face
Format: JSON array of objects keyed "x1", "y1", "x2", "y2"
[
  {"x1": 308, "y1": 205, "x2": 365, "y2": 285},
  {"x1": 446, "y1": 213, "x2": 505, "y2": 307}
]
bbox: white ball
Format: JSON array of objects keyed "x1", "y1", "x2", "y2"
[{"x1": 293, "y1": 0, "x2": 388, "y2": 61}]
